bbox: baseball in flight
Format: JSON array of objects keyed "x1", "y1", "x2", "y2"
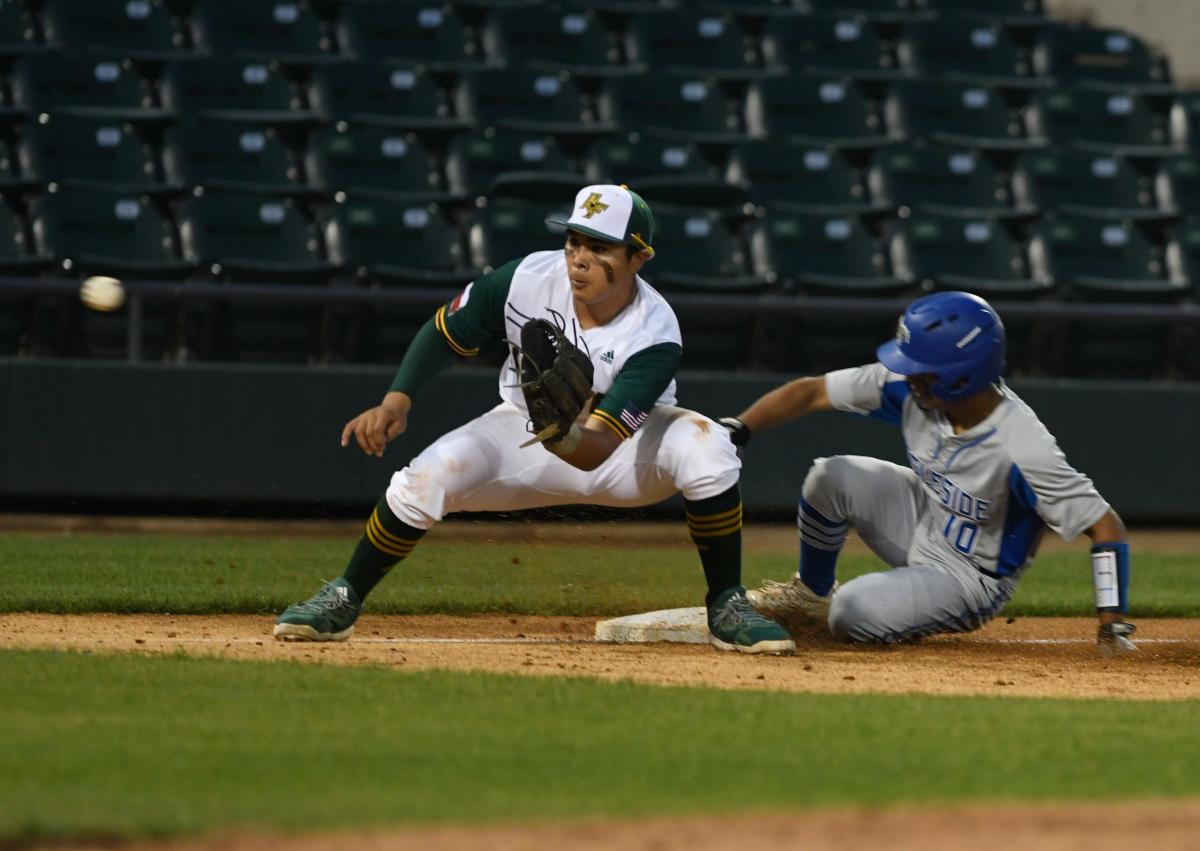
[{"x1": 80, "y1": 276, "x2": 126, "y2": 312}]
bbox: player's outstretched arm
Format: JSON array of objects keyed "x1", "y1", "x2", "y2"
[
  {"x1": 1085, "y1": 509, "x2": 1137, "y2": 655},
  {"x1": 721, "y1": 376, "x2": 835, "y2": 446},
  {"x1": 341, "y1": 391, "x2": 411, "y2": 458}
]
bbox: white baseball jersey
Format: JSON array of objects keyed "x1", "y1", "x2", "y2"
[
  {"x1": 825, "y1": 362, "x2": 1111, "y2": 577},
  {"x1": 438, "y1": 250, "x2": 683, "y2": 440}
]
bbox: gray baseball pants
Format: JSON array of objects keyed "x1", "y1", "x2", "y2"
[{"x1": 803, "y1": 455, "x2": 1017, "y2": 643}]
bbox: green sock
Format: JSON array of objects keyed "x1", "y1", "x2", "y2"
[
  {"x1": 685, "y1": 484, "x2": 743, "y2": 608},
  {"x1": 341, "y1": 499, "x2": 427, "y2": 600}
]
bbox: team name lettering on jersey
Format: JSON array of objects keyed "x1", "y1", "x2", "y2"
[{"x1": 908, "y1": 450, "x2": 991, "y2": 522}]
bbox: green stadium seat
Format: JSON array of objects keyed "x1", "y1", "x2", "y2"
[
  {"x1": 160, "y1": 58, "x2": 315, "y2": 124},
  {"x1": 0, "y1": 2, "x2": 41, "y2": 57},
  {"x1": 761, "y1": 13, "x2": 905, "y2": 81},
  {"x1": 744, "y1": 73, "x2": 889, "y2": 148},
  {"x1": 601, "y1": 73, "x2": 748, "y2": 144},
  {"x1": 1012, "y1": 148, "x2": 1166, "y2": 221},
  {"x1": 888, "y1": 210, "x2": 1045, "y2": 294},
  {"x1": 642, "y1": 205, "x2": 767, "y2": 293},
  {"x1": 728, "y1": 141, "x2": 881, "y2": 214},
  {"x1": 1168, "y1": 92, "x2": 1200, "y2": 151},
  {"x1": 895, "y1": 18, "x2": 1044, "y2": 88},
  {"x1": 456, "y1": 69, "x2": 602, "y2": 136},
  {"x1": 0, "y1": 136, "x2": 34, "y2": 192},
  {"x1": 309, "y1": 62, "x2": 470, "y2": 133},
  {"x1": 10, "y1": 53, "x2": 168, "y2": 121},
  {"x1": 467, "y1": 198, "x2": 574, "y2": 270},
  {"x1": 41, "y1": 0, "x2": 187, "y2": 60},
  {"x1": 1026, "y1": 87, "x2": 1173, "y2": 158},
  {"x1": 624, "y1": 10, "x2": 767, "y2": 80},
  {"x1": 481, "y1": 6, "x2": 628, "y2": 76},
  {"x1": 29, "y1": 188, "x2": 195, "y2": 277},
  {"x1": 189, "y1": 0, "x2": 331, "y2": 64},
  {"x1": 884, "y1": 79, "x2": 1039, "y2": 152},
  {"x1": 1164, "y1": 219, "x2": 1200, "y2": 290},
  {"x1": 921, "y1": 0, "x2": 1046, "y2": 23},
  {"x1": 17, "y1": 113, "x2": 168, "y2": 193},
  {"x1": 444, "y1": 129, "x2": 581, "y2": 201},
  {"x1": 867, "y1": 143, "x2": 1025, "y2": 217},
  {"x1": 305, "y1": 124, "x2": 453, "y2": 201},
  {"x1": 178, "y1": 190, "x2": 338, "y2": 281},
  {"x1": 335, "y1": 1, "x2": 486, "y2": 71},
  {"x1": 162, "y1": 120, "x2": 310, "y2": 195},
  {"x1": 798, "y1": 0, "x2": 930, "y2": 25},
  {"x1": 585, "y1": 136, "x2": 717, "y2": 183},
  {"x1": 319, "y1": 197, "x2": 476, "y2": 285},
  {"x1": 1028, "y1": 214, "x2": 1181, "y2": 299},
  {"x1": 1155, "y1": 155, "x2": 1200, "y2": 217},
  {"x1": 1032, "y1": 24, "x2": 1173, "y2": 93},
  {"x1": 0, "y1": 195, "x2": 48, "y2": 273},
  {"x1": 747, "y1": 210, "x2": 905, "y2": 292}
]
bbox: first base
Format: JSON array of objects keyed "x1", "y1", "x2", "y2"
[{"x1": 594, "y1": 607, "x2": 709, "y2": 644}]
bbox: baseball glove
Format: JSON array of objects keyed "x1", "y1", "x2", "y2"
[{"x1": 518, "y1": 318, "x2": 594, "y2": 446}]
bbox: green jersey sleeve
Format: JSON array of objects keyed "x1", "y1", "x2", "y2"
[
  {"x1": 591, "y1": 342, "x2": 682, "y2": 440},
  {"x1": 435, "y1": 259, "x2": 519, "y2": 355}
]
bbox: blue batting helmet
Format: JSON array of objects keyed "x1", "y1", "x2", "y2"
[{"x1": 876, "y1": 291, "x2": 1006, "y2": 401}]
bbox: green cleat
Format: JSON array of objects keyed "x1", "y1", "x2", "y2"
[
  {"x1": 707, "y1": 586, "x2": 796, "y2": 655},
  {"x1": 274, "y1": 578, "x2": 361, "y2": 642}
]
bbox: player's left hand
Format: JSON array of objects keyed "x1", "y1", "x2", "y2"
[{"x1": 1096, "y1": 619, "x2": 1137, "y2": 657}]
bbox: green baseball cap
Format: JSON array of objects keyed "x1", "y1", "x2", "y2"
[{"x1": 546, "y1": 184, "x2": 655, "y2": 257}]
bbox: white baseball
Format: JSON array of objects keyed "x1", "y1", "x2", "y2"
[{"x1": 80, "y1": 276, "x2": 126, "y2": 312}]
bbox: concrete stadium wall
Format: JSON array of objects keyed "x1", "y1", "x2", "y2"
[
  {"x1": 1048, "y1": 0, "x2": 1200, "y2": 83},
  {"x1": 3, "y1": 360, "x2": 1198, "y2": 521}
]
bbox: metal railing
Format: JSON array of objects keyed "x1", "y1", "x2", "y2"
[{"x1": 3, "y1": 276, "x2": 1198, "y2": 364}]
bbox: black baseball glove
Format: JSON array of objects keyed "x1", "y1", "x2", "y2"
[{"x1": 518, "y1": 318, "x2": 594, "y2": 445}]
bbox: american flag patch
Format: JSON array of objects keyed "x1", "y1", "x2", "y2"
[
  {"x1": 618, "y1": 401, "x2": 649, "y2": 433},
  {"x1": 447, "y1": 282, "x2": 473, "y2": 316}
]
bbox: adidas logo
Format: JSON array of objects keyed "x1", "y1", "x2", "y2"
[{"x1": 600, "y1": 350, "x2": 614, "y2": 364}]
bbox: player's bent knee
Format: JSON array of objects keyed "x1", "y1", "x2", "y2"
[
  {"x1": 802, "y1": 456, "x2": 857, "y2": 501},
  {"x1": 828, "y1": 586, "x2": 884, "y2": 643},
  {"x1": 661, "y1": 412, "x2": 740, "y2": 499}
]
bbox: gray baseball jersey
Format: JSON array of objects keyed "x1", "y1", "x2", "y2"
[{"x1": 825, "y1": 362, "x2": 1111, "y2": 578}]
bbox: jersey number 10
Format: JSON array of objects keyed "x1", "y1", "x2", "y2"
[{"x1": 943, "y1": 515, "x2": 979, "y2": 555}]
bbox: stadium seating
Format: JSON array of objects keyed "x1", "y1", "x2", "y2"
[
  {"x1": 335, "y1": 1, "x2": 485, "y2": 70},
  {"x1": 304, "y1": 125, "x2": 451, "y2": 201},
  {"x1": 17, "y1": 114, "x2": 167, "y2": 194},
  {"x1": 189, "y1": 0, "x2": 330, "y2": 64},
  {"x1": 866, "y1": 142, "x2": 1021, "y2": 216},
  {"x1": 308, "y1": 62, "x2": 469, "y2": 132},
  {"x1": 884, "y1": 79, "x2": 1039, "y2": 151},
  {"x1": 445, "y1": 129, "x2": 580, "y2": 201},
  {"x1": 480, "y1": 5, "x2": 627, "y2": 75},
  {"x1": 761, "y1": 13, "x2": 905, "y2": 80},
  {"x1": 1011, "y1": 148, "x2": 1166, "y2": 220},
  {"x1": 0, "y1": 0, "x2": 1191, "y2": 378},
  {"x1": 888, "y1": 210, "x2": 1045, "y2": 293},
  {"x1": 160, "y1": 57, "x2": 314, "y2": 124},
  {"x1": 162, "y1": 120, "x2": 310, "y2": 196},
  {"x1": 747, "y1": 210, "x2": 905, "y2": 293},
  {"x1": 1031, "y1": 23, "x2": 1173, "y2": 92},
  {"x1": 728, "y1": 141, "x2": 881, "y2": 214},
  {"x1": 11, "y1": 53, "x2": 168, "y2": 121},
  {"x1": 29, "y1": 188, "x2": 194, "y2": 278},
  {"x1": 744, "y1": 73, "x2": 889, "y2": 148},
  {"x1": 40, "y1": 0, "x2": 187, "y2": 60},
  {"x1": 320, "y1": 197, "x2": 476, "y2": 285},
  {"x1": 1026, "y1": 87, "x2": 1173, "y2": 157}
]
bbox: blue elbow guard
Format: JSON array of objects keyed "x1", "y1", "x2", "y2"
[{"x1": 1090, "y1": 541, "x2": 1130, "y2": 613}]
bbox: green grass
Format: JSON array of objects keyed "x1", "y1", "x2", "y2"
[
  {"x1": 0, "y1": 532, "x2": 1195, "y2": 616},
  {"x1": 2, "y1": 648, "x2": 1198, "y2": 840}
]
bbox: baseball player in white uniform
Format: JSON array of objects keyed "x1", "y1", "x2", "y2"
[
  {"x1": 721, "y1": 292, "x2": 1136, "y2": 653},
  {"x1": 275, "y1": 184, "x2": 794, "y2": 654}
]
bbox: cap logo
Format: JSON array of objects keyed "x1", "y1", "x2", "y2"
[
  {"x1": 580, "y1": 192, "x2": 609, "y2": 219},
  {"x1": 897, "y1": 317, "x2": 911, "y2": 344}
]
